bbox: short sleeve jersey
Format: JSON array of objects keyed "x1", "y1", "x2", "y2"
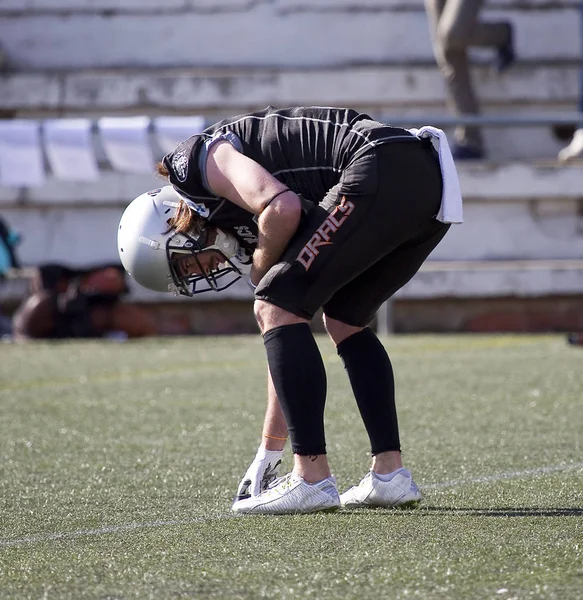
[{"x1": 162, "y1": 106, "x2": 415, "y2": 250}]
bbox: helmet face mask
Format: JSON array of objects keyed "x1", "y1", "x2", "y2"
[
  {"x1": 118, "y1": 186, "x2": 244, "y2": 296},
  {"x1": 165, "y1": 228, "x2": 243, "y2": 296}
]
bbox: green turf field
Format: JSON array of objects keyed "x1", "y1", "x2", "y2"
[{"x1": 0, "y1": 334, "x2": 581, "y2": 599}]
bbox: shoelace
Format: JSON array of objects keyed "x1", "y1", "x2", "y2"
[
  {"x1": 267, "y1": 473, "x2": 294, "y2": 491},
  {"x1": 263, "y1": 471, "x2": 278, "y2": 489}
]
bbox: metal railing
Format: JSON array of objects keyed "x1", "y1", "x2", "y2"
[{"x1": 380, "y1": 112, "x2": 583, "y2": 128}]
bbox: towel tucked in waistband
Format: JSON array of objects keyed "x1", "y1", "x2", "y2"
[{"x1": 408, "y1": 126, "x2": 464, "y2": 224}]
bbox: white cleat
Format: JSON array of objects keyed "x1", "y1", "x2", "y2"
[
  {"x1": 558, "y1": 129, "x2": 583, "y2": 162},
  {"x1": 232, "y1": 472, "x2": 340, "y2": 515},
  {"x1": 340, "y1": 468, "x2": 422, "y2": 509}
]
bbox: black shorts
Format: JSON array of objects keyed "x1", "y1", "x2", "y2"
[{"x1": 255, "y1": 140, "x2": 451, "y2": 327}]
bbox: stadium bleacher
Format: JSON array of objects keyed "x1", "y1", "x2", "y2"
[{"x1": 1, "y1": 0, "x2": 582, "y2": 333}]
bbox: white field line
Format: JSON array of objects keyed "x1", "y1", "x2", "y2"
[
  {"x1": 1, "y1": 462, "x2": 582, "y2": 549},
  {"x1": 0, "y1": 517, "x2": 229, "y2": 549},
  {"x1": 421, "y1": 461, "x2": 583, "y2": 489}
]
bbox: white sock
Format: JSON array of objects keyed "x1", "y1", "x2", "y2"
[{"x1": 375, "y1": 468, "x2": 407, "y2": 482}]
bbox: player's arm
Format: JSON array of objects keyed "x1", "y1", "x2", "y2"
[{"x1": 205, "y1": 140, "x2": 302, "y2": 285}]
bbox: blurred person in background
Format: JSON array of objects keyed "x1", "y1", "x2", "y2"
[
  {"x1": 1, "y1": 214, "x2": 156, "y2": 341},
  {"x1": 559, "y1": 2, "x2": 583, "y2": 346},
  {"x1": 425, "y1": 0, "x2": 515, "y2": 160},
  {"x1": 558, "y1": 1, "x2": 583, "y2": 162},
  {"x1": 0, "y1": 215, "x2": 22, "y2": 337},
  {"x1": 12, "y1": 263, "x2": 158, "y2": 341},
  {"x1": 117, "y1": 106, "x2": 463, "y2": 514}
]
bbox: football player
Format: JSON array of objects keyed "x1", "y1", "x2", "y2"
[{"x1": 118, "y1": 106, "x2": 463, "y2": 514}]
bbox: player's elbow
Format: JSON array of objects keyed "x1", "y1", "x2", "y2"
[
  {"x1": 266, "y1": 191, "x2": 302, "y2": 225},
  {"x1": 259, "y1": 192, "x2": 302, "y2": 244}
]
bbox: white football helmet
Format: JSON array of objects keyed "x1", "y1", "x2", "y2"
[{"x1": 117, "y1": 186, "x2": 244, "y2": 295}]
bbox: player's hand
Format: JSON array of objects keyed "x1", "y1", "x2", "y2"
[{"x1": 235, "y1": 447, "x2": 283, "y2": 500}]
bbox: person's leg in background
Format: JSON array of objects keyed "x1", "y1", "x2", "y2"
[
  {"x1": 425, "y1": 0, "x2": 514, "y2": 159},
  {"x1": 560, "y1": 3, "x2": 583, "y2": 345},
  {"x1": 425, "y1": 0, "x2": 484, "y2": 158},
  {"x1": 11, "y1": 290, "x2": 57, "y2": 340},
  {"x1": 558, "y1": 0, "x2": 583, "y2": 163}
]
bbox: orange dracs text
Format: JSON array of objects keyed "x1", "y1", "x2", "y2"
[{"x1": 296, "y1": 197, "x2": 355, "y2": 270}]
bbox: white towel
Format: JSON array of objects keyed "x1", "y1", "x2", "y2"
[
  {"x1": 98, "y1": 116, "x2": 154, "y2": 174},
  {"x1": 153, "y1": 116, "x2": 206, "y2": 154},
  {"x1": 0, "y1": 120, "x2": 45, "y2": 187},
  {"x1": 44, "y1": 118, "x2": 100, "y2": 182},
  {"x1": 408, "y1": 126, "x2": 464, "y2": 224}
]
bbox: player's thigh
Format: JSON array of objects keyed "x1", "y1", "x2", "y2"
[
  {"x1": 254, "y1": 187, "x2": 367, "y2": 320},
  {"x1": 256, "y1": 198, "x2": 438, "y2": 323},
  {"x1": 323, "y1": 220, "x2": 451, "y2": 327}
]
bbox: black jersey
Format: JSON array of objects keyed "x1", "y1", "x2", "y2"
[{"x1": 162, "y1": 106, "x2": 417, "y2": 249}]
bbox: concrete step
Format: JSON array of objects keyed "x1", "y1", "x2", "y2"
[
  {"x1": 0, "y1": 4, "x2": 578, "y2": 70},
  {"x1": 2, "y1": 158, "x2": 583, "y2": 206},
  {"x1": 1, "y1": 161, "x2": 582, "y2": 302},
  {"x1": 398, "y1": 259, "x2": 583, "y2": 299},
  {"x1": 2, "y1": 64, "x2": 579, "y2": 114},
  {"x1": 1, "y1": 63, "x2": 579, "y2": 159},
  {"x1": 1, "y1": 0, "x2": 572, "y2": 12}
]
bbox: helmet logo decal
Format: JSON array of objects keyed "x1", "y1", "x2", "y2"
[{"x1": 172, "y1": 147, "x2": 189, "y2": 182}]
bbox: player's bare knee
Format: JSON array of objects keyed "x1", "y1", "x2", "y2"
[
  {"x1": 254, "y1": 299, "x2": 306, "y2": 334},
  {"x1": 323, "y1": 313, "x2": 364, "y2": 346}
]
